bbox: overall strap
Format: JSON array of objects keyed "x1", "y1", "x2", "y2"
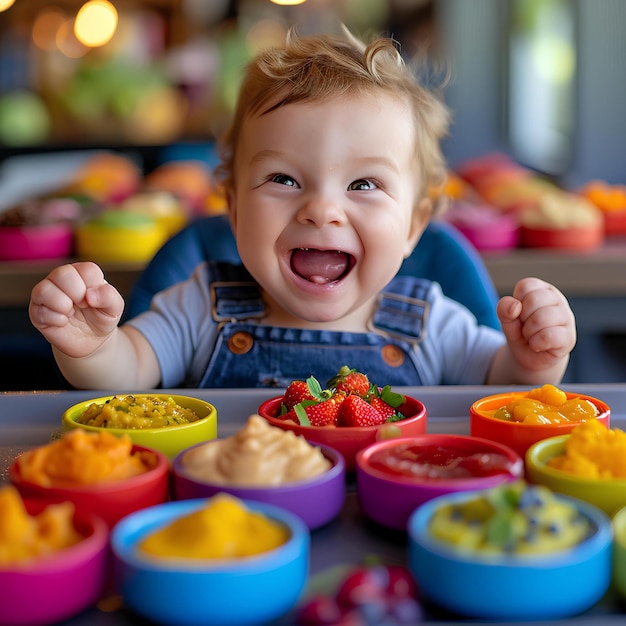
[
  {"x1": 370, "y1": 276, "x2": 432, "y2": 343},
  {"x1": 208, "y1": 261, "x2": 266, "y2": 322}
]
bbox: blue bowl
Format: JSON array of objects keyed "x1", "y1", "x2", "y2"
[
  {"x1": 111, "y1": 498, "x2": 309, "y2": 626},
  {"x1": 408, "y1": 489, "x2": 613, "y2": 620}
]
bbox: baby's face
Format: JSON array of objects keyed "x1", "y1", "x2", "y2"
[{"x1": 229, "y1": 92, "x2": 426, "y2": 330}]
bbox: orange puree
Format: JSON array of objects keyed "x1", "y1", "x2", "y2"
[
  {"x1": 548, "y1": 420, "x2": 626, "y2": 478},
  {"x1": 138, "y1": 494, "x2": 289, "y2": 560},
  {"x1": 17, "y1": 429, "x2": 155, "y2": 487},
  {"x1": 0, "y1": 485, "x2": 82, "y2": 565},
  {"x1": 493, "y1": 384, "x2": 599, "y2": 425}
]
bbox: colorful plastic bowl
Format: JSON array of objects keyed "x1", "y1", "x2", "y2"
[
  {"x1": 470, "y1": 390, "x2": 610, "y2": 458},
  {"x1": 111, "y1": 498, "x2": 309, "y2": 626},
  {"x1": 526, "y1": 434, "x2": 626, "y2": 517},
  {"x1": 0, "y1": 223, "x2": 73, "y2": 261},
  {"x1": 257, "y1": 395, "x2": 427, "y2": 472},
  {"x1": 0, "y1": 499, "x2": 109, "y2": 626},
  {"x1": 9, "y1": 443, "x2": 170, "y2": 529},
  {"x1": 356, "y1": 434, "x2": 523, "y2": 531},
  {"x1": 408, "y1": 488, "x2": 612, "y2": 620},
  {"x1": 61, "y1": 393, "x2": 218, "y2": 459},
  {"x1": 74, "y1": 211, "x2": 169, "y2": 263},
  {"x1": 611, "y1": 504, "x2": 626, "y2": 602},
  {"x1": 172, "y1": 442, "x2": 345, "y2": 530}
]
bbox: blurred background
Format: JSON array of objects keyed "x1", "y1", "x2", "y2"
[
  {"x1": 0, "y1": 0, "x2": 623, "y2": 185},
  {"x1": 0, "y1": 0, "x2": 625, "y2": 390}
]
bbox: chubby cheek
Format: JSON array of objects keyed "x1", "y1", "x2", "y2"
[{"x1": 359, "y1": 224, "x2": 408, "y2": 283}]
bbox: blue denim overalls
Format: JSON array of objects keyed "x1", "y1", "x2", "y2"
[{"x1": 198, "y1": 262, "x2": 431, "y2": 388}]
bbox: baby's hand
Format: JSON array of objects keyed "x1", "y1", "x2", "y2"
[
  {"x1": 496, "y1": 277, "x2": 576, "y2": 374},
  {"x1": 29, "y1": 262, "x2": 125, "y2": 358}
]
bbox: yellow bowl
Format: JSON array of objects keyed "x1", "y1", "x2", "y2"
[
  {"x1": 612, "y1": 505, "x2": 626, "y2": 601},
  {"x1": 74, "y1": 212, "x2": 169, "y2": 263},
  {"x1": 526, "y1": 434, "x2": 626, "y2": 517},
  {"x1": 61, "y1": 394, "x2": 218, "y2": 459}
]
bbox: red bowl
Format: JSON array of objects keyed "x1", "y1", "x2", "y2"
[
  {"x1": 9, "y1": 444, "x2": 170, "y2": 528},
  {"x1": 356, "y1": 434, "x2": 524, "y2": 530},
  {"x1": 0, "y1": 499, "x2": 109, "y2": 626},
  {"x1": 0, "y1": 223, "x2": 73, "y2": 260},
  {"x1": 470, "y1": 391, "x2": 611, "y2": 459},
  {"x1": 257, "y1": 395, "x2": 427, "y2": 472},
  {"x1": 519, "y1": 224, "x2": 604, "y2": 251}
]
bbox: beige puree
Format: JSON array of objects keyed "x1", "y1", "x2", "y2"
[{"x1": 181, "y1": 415, "x2": 331, "y2": 486}]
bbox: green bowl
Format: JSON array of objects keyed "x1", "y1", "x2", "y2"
[
  {"x1": 526, "y1": 434, "x2": 626, "y2": 517},
  {"x1": 62, "y1": 394, "x2": 217, "y2": 459}
]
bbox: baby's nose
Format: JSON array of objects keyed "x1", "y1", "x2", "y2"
[{"x1": 296, "y1": 193, "x2": 347, "y2": 226}]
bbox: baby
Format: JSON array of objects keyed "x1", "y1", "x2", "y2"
[{"x1": 29, "y1": 28, "x2": 576, "y2": 389}]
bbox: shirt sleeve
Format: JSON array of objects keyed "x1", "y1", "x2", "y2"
[
  {"x1": 125, "y1": 262, "x2": 218, "y2": 388},
  {"x1": 414, "y1": 281, "x2": 506, "y2": 385}
]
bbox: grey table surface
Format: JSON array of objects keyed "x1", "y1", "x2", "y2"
[{"x1": 2, "y1": 384, "x2": 626, "y2": 625}]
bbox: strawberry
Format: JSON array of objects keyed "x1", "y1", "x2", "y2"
[
  {"x1": 339, "y1": 395, "x2": 386, "y2": 427},
  {"x1": 283, "y1": 380, "x2": 315, "y2": 411},
  {"x1": 297, "y1": 395, "x2": 343, "y2": 427},
  {"x1": 370, "y1": 397, "x2": 398, "y2": 421},
  {"x1": 328, "y1": 366, "x2": 371, "y2": 398}
]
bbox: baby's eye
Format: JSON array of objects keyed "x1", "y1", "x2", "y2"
[
  {"x1": 270, "y1": 173, "x2": 297, "y2": 187},
  {"x1": 348, "y1": 179, "x2": 376, "y2": 191}
]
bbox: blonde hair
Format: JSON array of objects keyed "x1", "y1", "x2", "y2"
[{"x1": 215, "y1": 27, "x2": 450, "y2": 210}]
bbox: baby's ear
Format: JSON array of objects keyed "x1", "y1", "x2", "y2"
[{"x1": 404, "y1": 197, "x2": 432, "y2": 257}]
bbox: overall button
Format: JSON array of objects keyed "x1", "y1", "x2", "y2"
[
  {"x1": 381, "y1": 344, "x2": 405, "y2": 367},
  {"x1": 228, "y1": 331, "x2": 254, "y2": 354}
]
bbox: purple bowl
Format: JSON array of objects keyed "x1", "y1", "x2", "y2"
[
  {"x1": 0, "y1": 503, "x2": 109, "y2": 625},
  {"x1": 356, "y1": 434, "x2": 524, "y2": 531},
  {"x1": 172, "y1": 442, "x2": 345, "y2": 530}
]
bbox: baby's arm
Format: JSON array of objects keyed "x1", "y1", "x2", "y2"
[
  {"x1": 487, "y1": 277, "x2": 576, "y2": 385},
  {"x1": 29, "y1": 262, "x2": 160, "y2": 389}
]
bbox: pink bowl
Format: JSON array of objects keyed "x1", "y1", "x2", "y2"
[
  {"x1": 356, "y1": 434, "x2": 524, "y2": 530},
  {"x1": 257, "y1": 395, "x2": 427, "y2": 472},
  {"x1": 0, "y1": 500, "x2": 109, "y2": 626},
  {"x1": 0, "y1": 223, "x2": 73, "y2": 260},
  {"x1": 9, "y1": 444, "x2": 170, "y2": 528},
  {"x1": 172, "y1": 443, "x2": 345, "y2": 530}
]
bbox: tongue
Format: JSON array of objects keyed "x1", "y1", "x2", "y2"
[{"x1": 291, "y1": 249, "x2": 350, "y2": 284}]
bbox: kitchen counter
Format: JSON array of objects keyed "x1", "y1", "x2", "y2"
[{"x1": 2, "y1": 383, "x2": 626, "y2": 624}]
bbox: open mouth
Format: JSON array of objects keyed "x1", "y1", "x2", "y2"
[{"x1": 290, "y1": 248, "x2": 354, "y2": 284}]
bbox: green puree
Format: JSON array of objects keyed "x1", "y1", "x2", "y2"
[{"x1": 428, "y1": 481, "x2": 592, "y2": 555}]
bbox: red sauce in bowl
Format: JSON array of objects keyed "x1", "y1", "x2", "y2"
[{"x1": 368, "y1": 443, "x2": 517, "y2": 480}]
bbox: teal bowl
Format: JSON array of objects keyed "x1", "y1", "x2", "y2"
[
  {"x1": 408, "y1": 488, "x2": 613, "y2": 620},
  {"x1": 111, "y1": 498, "x2": 309, "y2": 626}
]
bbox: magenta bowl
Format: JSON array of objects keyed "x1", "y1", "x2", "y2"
[
  {"x1": 0, "y1": 500, "x2": 109, "y2": 626},
  {"x1": 0, "y1": 223, "x2": 73, "y2": 260},
  {"x1": 258, "y1": 395, "x2": 427, "y2": 472},
  {"x1": 356, "y1": 434, "x2": 524, "y2": 531},
  {"x1": 9, "y1": 444, "x2": 170, "y2": 529},
  {"x1": 172, "y1": 442, "x2": 345, "y2": 530}
]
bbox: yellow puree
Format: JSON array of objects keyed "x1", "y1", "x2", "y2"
[
  {"x1": 0, "y1": 485, "x2": 82, "y2": 565},
  {"x1": 17, "y1": 429, "x2": 154, "y2": 487},
  {"x1": 493, "y1": 384, "x2": 599, "y2": 424},
  {"x1": 138, "y1": 494, "x2": 289, "y2": 559},
  {"x1": 548, "y1": 420, "x2": 626, "y2": 478}
]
